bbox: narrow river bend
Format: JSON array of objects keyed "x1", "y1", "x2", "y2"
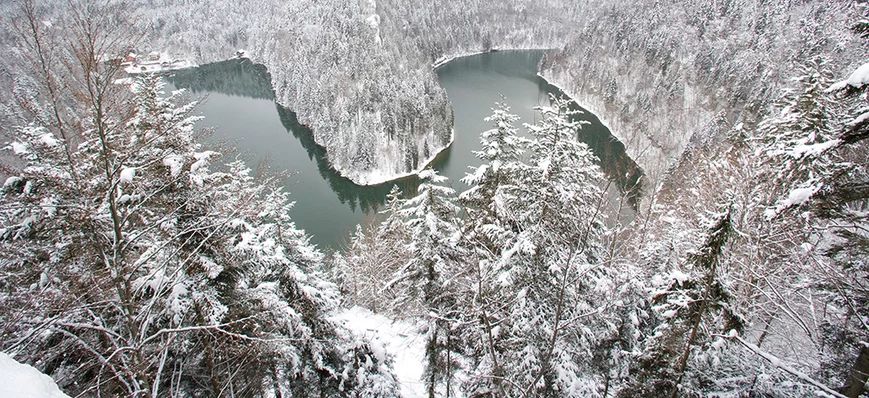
[{"x1": 166, "y1": 50, "x2": 641, "y2": 249}]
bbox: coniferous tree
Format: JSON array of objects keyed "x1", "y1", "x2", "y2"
[
  {"x1": 461, "y1": 100, "x2": 527, "y2": 223},
  {"x1": 457, "y1": 101, "x2": 528, "y2": 396},
  {"x1": 766, "y1": 59, "x2": 869, "y2": 397},
  {"x1": 1, "y1": 71, "x2": 400, "y2": 397},
  {"x1": 620, "y1": 209, "x2": 744, "y2": 398},
  {"x1": 0, "y1": 3, "x2": 399, "y2": 395},
  {"x1": 473, "y1": 97, "x2": 610, "y2": 397},
  {"x1": 390, "y1": 168, "x2": 465, "y2": 398}
]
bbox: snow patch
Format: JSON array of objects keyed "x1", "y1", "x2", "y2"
[
  {"x1": 790, "y1": 140, "x2": 839, "y2": 159},
  {"x1": 783, "y1": 185, "x2": 821, "y2": 208},
  {"x1": 417, "y1": 167, "x2": 448, "y2": 184},
  {"x1": 39, "y1": 134, "x2": 58, "y2": 147},
  {"x1": 767, "y1": 184, "x2": 822, "y2": 218},
  {"x1": 162, "y1": 155, "x2": 185, "y2": 177},
  {"x1": 852, "y1": 111, "x2": 869, "y2": 127},
  {"x1": 847, "y1": 63, "x2": 869, "y2": 88},
  {"x1": 826, "y1": 80, "x2": 848, "y2": 92},
  {"x1": 331, "y1": 307, "x2": 426, "y2": 398},
  {"x1": 119, "y1": 167, "x2": 136, "y2": 183},
  {"x1": 670, "y1": 269, "x2": 690, "y2": 285},
  {"x1": 0, "y1": 352, "x2": 70, "y2": 398},
  {"x1": 191, "y1": 151, "x2": 219, "y2": 173},
  {"x1": 10, "y1": 142, "x2": 28, "y2": 154}
]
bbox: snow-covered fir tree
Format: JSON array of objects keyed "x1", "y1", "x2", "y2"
[
  {"x1": 620, "y1": 209, "x2": 744, "y2": 397},
  {"x1": 458, "y1": 101, "x2": 529, "y2": 396},
  {"x1": 460, "y1": 100, "x2": 529, "y2": 253},
  {"x1": 464, "y1": 97, "x2": 612, "y2": 396},
  {"x1": 1, "y1": 72, "x2": 399, "y2": 398},
  {"x1": 0, "y1": 4, "x2": 398, "y2": 395},
  {"x1": 756, "y1": 57, "x2": 869, "y2": 397},
  {"x1": 391, "y1": 169, "x2": 465, "y2": 398}
]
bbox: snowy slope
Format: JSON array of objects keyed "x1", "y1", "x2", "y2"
[
  {"x1": 332, "y1": 307, "x2": 427, "y2": 397},
  {"x1": 0, "y1": 353, "x2": 70, "y2": 398}
]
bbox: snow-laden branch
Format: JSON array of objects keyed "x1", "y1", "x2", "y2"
[{"x1": 730, "y1": 335, "x2": 846, "y2": 398}]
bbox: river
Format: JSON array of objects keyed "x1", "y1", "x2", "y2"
[{"x1": 166, "y1": 50, "x2": 640, "y2": 249}]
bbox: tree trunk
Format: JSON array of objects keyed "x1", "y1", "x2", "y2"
[{"x1": 842, "y1": 345, "x2": 869, "y2": 398}]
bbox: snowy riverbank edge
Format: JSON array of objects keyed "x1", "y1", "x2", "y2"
[
  {"x1": 535, "y1": 73, "x2": 628, "y2": 154},
  {"x1": 168, "y1": 52, "x2": 457, "y2": 187},
  {"x1": 349, "y1": 127, "x2": 456, "y2": 186},
  {"x1": 339, "y1": 48, "x2": 551, "y2": 186},
  {"x1": 432, "y1": 47, "x2": 555, "y2": 70},
  {"x1": 434, "y1": 48, "x2": 629, "y2": 160},
  {"x1": 180, "y1": 49, "x2": 589, "y2": 187}
]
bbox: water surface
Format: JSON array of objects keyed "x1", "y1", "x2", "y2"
[{"x1": 166, "y1": 51, "x2": 640, "y2": 249}]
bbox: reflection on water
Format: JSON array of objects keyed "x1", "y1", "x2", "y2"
[
  {"x1": 274, "y1": 106, "x2": 422, "y2": 215},
  {"x1": 169, "y1": 59, "x2": 273, "y2": 100},
  {"x1": 166, "y1": 54, "x2": 642, "y2": 249}
]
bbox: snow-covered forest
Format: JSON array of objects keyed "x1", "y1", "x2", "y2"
[
  {"x1": 1, "y1": 0, "x2": 863, "y2": 185},
  {"x1": 1, "y1": 0, "x2": 869, "y2": 397},
  {"x1": 130, "y1": 0, "x2": 867, "y2": 184}
]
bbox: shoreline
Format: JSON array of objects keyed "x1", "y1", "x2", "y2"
[
  {"x1": 347, "y1": 128, "x2": 456, "y2": 186},
  {"x1": 167, "y1": 53, "x2": 455, "y2": 187},
  {"x1": 433, "y1": 47, "x2": 555, "y2": 70},
  {"x1": 535, "y1": 72, "x2": 627, "y2": 148}
]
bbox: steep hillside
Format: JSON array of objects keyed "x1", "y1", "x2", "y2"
[
  {"x1": 132, "y1": 0, "x2": 861, "y2": 189},
  {"x1": 135, "y1": 0, "x2": 454, "y2": 184},
  {"x1": 540, "y1": 0, "x2": 864, "y2": 181}
]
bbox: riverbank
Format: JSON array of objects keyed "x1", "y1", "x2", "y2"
[
  {"x1": 349, "y1": 128, "x2": 455, "y2": 186},
  {"x1": 433, "y1": 47, "x2": 555, "y2": 70},
  {"x1": 536, "y1": 73, "x2": 623, "y2": 152}
]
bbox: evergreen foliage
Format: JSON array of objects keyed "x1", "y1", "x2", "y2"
[
  {"x1": 2, "y1": 1, "x2": 869, "y2": 397},
  {"x1": 0, "y1": 4, "x2": 398, "y2": 395}
]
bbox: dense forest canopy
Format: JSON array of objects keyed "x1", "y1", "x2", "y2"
[{"x1": 0, "y1": 0, "x2": 868, "y2": 397}]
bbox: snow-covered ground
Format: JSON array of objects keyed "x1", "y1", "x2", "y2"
[
  {"x1": 0, "y1": 353, "x2": 70, "y2": 398},
  {"x1": 332, "y1": 306, "x2": 427, "y2": 397}
]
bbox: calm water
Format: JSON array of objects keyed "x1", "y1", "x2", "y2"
[{"x1": 166, "y1": 51, "x2": 640, "y2": 249}]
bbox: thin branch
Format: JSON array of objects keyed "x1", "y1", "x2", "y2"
[{"x1": 730, "y1": 335, "x2": 847, "y2": 398}]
